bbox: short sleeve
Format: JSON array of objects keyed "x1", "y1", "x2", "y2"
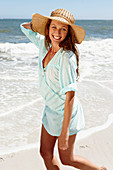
[
  {"x1": 20, "y1": 23, "x2": 44, "y2": 48},
  {"x1": 59, "y1": 51, "x2": 78, "y2": 95}
]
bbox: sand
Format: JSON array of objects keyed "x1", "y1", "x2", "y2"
[{"x1": 0, "y1": 121, "x2": 113, "y2": 170}]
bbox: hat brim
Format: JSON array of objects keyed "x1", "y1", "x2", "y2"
[{"x1": 32, "y1": 13, "x2": 85, "y2": 44}]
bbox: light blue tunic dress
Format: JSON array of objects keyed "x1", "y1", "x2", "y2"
[{"x1": 20, "y1": 23, "x2": 85, "y2": 136}]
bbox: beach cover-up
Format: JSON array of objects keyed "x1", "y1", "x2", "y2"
[{"x1": 20, "y1": 23, "x2": 85, "y2": 136}]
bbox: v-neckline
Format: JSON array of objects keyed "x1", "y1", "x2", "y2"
[
  {"x1": 42, "y1": 47, "x2": 52, "y2": 69},
  {"x1": 42, "y1": 47, "x2": 61, "y2": 71}
]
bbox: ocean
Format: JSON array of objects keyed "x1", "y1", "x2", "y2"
[{"x1": 0, "y1": 19, "x2": 113, "y2": 154}]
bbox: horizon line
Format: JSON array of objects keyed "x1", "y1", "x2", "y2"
[{"x1": 0, "y1": 18, "x2": 113, "y2": 20}]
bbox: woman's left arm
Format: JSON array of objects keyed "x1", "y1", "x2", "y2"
[{"x1": 58, "y1": 91, "x2": 75, "y2": 150}]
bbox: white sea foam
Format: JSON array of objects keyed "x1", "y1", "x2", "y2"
[
  {"x1": 0, "y1": 42, "x2": 39, "y2": 57},
  {"x1": 0, "y1": 75, "x2": 37, "y2": 81},
  {"x1": 77, "y1": 38, "x2": 113, "y2": 80},
  {"x1": 80, "y1": 78, "x2": 113, "y2": 93},
  {"x1": 0, "y1": 98, "x2": 42, "y2": 117}
]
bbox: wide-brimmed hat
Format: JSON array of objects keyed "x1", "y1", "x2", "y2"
[{"x1": 32, "y1": 8, "x2": 85, "y2": 44}]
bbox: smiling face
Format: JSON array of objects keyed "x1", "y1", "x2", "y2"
[{"x1": 49, "y1": 20, "x2": 68, "y2": 47}]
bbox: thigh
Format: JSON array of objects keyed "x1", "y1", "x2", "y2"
[{"x1": 40, "y1": 125, "x2": 57, "y2": 157}]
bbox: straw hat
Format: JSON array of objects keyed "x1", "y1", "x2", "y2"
[{"x1": 32, "y1": 8, "x2": 85, "y2": 44}]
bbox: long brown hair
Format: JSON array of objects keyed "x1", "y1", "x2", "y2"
[{"x1": 45, "y1": 19, "x2": 80, "y2": 79}]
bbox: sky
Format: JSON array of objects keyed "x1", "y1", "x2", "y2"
[{"x1": 0, "y1": 0, "x2": 113, "y2": 19}]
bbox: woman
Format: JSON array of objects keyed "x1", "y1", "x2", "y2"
[{"x1": 20, "y1": 8, "x2": 107, "y2": 170}]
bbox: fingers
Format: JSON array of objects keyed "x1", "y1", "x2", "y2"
[
  {"x1": 58, "y1": 143, "x2": 68, "y2": 150},
  {"x1": 58, "y1": 138, "x2": 69, "y2": 150}
]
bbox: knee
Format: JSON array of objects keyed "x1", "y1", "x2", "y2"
[
  {"x1": 40, "y1": 147, "x2": 44, "y2": 158},
  {"x1": 59, "y1": 153, "x2": 72, "y2": 166},
  {"x1": 40, "y1": 146, "x2": 52, "y2": 161},
  {"x1": 60, "y1": 157, "x2": 68, "y2": 165},
  {"x1": 40, "y1": 146, "x2": 47, "y2": 159},
  {"x1": 60, "y1": 157, "x2": 71, "y2": 166}
]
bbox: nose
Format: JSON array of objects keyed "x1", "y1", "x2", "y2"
[{"x1": 55, "y1": 29, "x2": 61, "y2": 35}]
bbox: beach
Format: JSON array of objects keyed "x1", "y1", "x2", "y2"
[
  {"x1": 0, "y1": 19, "x2": 113, "y2": 169},
  {"x1": 0, "y1": 120, "x2": 113, "y2": 170}
]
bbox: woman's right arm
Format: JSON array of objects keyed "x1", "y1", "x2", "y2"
[
  {"x1": 20, "y1": 22, "x2": 45, "y2": 48},
  {"x1": 20, "y1": 22, "x2": 40, "y2": 47}
]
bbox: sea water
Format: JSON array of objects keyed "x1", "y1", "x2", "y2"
[{"x1": 0, "y1": 19, "x2": 113, "y2": 154}]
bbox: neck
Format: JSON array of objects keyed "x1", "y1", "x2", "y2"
[{"x1": 51, "y1": 44, "x2": 60, "y2": 53}]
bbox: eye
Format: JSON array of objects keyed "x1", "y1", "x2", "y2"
[
  {"x1": 62, "y1": 28, "x2": 67, "y2": 31},
  {"x1": 52, "y1": 26, "x2": 56, "y2": 29}
]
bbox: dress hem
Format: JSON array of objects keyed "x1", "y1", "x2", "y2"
[{"x1": 42, "y1": 122, "x2": 85, "y2": 137}]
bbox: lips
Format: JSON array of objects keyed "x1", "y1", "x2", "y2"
[{"x1": 52, "y1": 35, "x2": 61, "y2": 40}]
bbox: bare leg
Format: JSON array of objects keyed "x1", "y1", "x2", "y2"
[
  {"x1": 58, "y1": 134, "x2": 107, "y2": 170},
  {"x1": 40, "y1": 125, "x2": 60, "y2": 170}
]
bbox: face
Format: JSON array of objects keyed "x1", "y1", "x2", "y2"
[{"x1": 49, "y1": 20, "x2": 68, "y2": 46}]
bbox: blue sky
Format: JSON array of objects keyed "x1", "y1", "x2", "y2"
[{"x1": 1, "y1": 0, "x2": 113, "y2": 19}]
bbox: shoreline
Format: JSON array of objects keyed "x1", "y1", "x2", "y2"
[
  {"x1": 77, "y1": 112, "x2": 113, "y2": 140},
  {"x1": 0, "y1": 112, "x2": 113, "y2": 156},
  {"x1": 0, "y1": 116, "x2": 113, "y2": 170}
]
